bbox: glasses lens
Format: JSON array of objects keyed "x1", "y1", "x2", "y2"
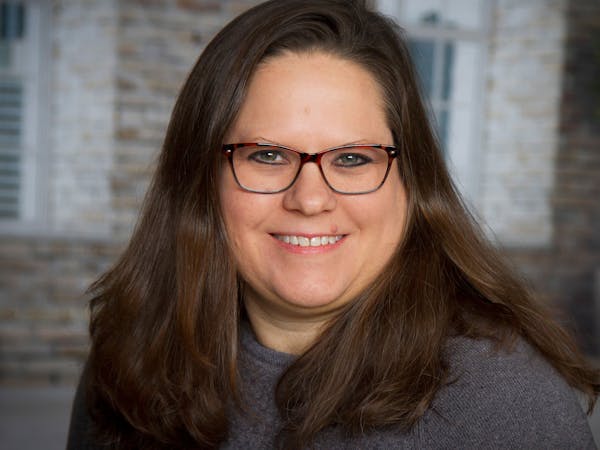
[
  {"x1": 232, "y1": 145, "x2": 300, "y2": 192},
  {"x1": 321, "y1": 146, "x2": 390, "y2": 193}
]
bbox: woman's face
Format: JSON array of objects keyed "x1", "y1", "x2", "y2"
[{"x1": 220, "y1": 52, "x2": 407, "y2": 321}]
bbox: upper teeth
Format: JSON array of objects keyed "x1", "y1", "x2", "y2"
[{"x1": 276, "y1": 235, "x2": 343, "y2": 247}]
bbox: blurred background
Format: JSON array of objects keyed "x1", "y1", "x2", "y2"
[{"x1": 0, "y1": 0, "x2": 598, "y2": 448}]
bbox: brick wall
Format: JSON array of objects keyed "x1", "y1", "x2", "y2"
[
  {"x1": 482, "y1": 0, "x2": 567, "y2": 246},
  {"x1": 1, "y1": 0, "x2": 122, "y2": 385},
  {"x1": 504, "y1": 0, "x2": 600, "y2": 353},
  {"x1": 0, "y1": 236, "x2": 119, "y2": 384},
  {"x1": 1, "y1": 0, "x2": 597, "y2": 385},
  {"x1": 112, "y1": 0, "x2": 263, "y2": 238},
  {"x1": 50, "y1": 0, "x2": 118, "y2": 236},
  {"x1": 0, "y1": 0, "x2": 263, "y2": 386},
  {"x1": 112, "y1": 0, "x2": 248, "y2": 237}
]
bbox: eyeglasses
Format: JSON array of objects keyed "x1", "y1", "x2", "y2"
[{"x1": 222, "y1": 142, "x2": 398, "y2": 194}]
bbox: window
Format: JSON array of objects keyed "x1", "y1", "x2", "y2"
[
  {"x1": 377, "y1": 0, "x2": 489, "y2": 201},
  {"x1": 0, "y1": 1, "x2": 47, "y2": 226}
]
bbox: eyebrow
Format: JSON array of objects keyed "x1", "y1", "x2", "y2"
[{"x1": 253, "y1": 137, "x2": 376, "y2": 148}]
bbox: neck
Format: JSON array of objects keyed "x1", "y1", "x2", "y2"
[{"x1": 244, "y1": 298, "x2": 333, "y2": 355}]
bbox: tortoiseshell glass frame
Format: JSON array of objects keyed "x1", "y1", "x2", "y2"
[{"x1": 222, "y1": 142, "x2": 398, "y2": 194}]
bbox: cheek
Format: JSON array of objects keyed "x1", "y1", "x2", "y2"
[
  {"x1": 373, "y1": 195, "x2": 406, "y2": 259},
  {"x1": 221, "y1": 197, "x2": 255, "y2": 273},
  {"x1": 388, "y1": 193, "x2": 408, "y2": 247},
  {"x1": 221, "y1": 194, "x2": 250, "y2": 246},
  {"x1": 356, "y1": 176, "x2": 407, "y2": 236},
  {"x1": 220, "y1": 169, "x2": 247, "y2": 233},
  {"x1": 220, "y1": 185, "x2": 273, "y2": 251},
  {"x1": 220, "y1": 182, "x2": 245, "y2": 252}
]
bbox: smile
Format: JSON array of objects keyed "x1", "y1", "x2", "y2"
[{"x1": 274, "y1": 234, "x2": 344, "y2": 247}]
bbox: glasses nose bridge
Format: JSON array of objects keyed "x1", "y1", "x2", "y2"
[
  {"x1": 298, "y1": 151, "x2": 322, "y2": 167},
  {"x1": 297, "y1": 151, "x2": 327, "y2": 180}
]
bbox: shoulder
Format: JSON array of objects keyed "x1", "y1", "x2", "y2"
[
  {"x1": 418, "y1": 336, "x2": 596, "y2": 449},
  {"x1": 67, "y1": 366, "x2": 110, "y2": 450}
]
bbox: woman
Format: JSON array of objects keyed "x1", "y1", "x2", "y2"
[{"x1": 68, "y1": 0, "x2": 598, "y2": 448}]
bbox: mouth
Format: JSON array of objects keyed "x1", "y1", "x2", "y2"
[{"x1": 273, "y1": 234, "x2": 344, "y2": 248}]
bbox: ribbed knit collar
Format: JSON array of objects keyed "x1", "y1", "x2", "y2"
[{"x1": 239, "y1": 320, "x2": 296, "y2": 370}]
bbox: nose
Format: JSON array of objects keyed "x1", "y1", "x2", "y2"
[{"x1": 282, "y1": 162, "x2": 336, "y2": 215}]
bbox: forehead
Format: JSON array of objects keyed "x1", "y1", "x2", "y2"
[{"x1": 227, "y1": 51, "x2": 391, "y2": 148}]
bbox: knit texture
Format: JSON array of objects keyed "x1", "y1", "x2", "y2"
[{"x1": 68, "y1": 323, "x2": 596, "y2": 449}]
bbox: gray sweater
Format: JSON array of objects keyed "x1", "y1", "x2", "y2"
[{"x1": 68, "y1": 324, "x2": 596, "y2": 449}]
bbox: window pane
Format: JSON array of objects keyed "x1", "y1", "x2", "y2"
[
  {"x1": 444, "y1": 0, "x2": 484, "y2": 29},
  {"x1": 0, "y1": 3, "x2": 25, "y2": 40},
  {"x1": 408, "y1": 38, "x2": 435, "y2": 97},
  {"x1": 0, "y1": 78, "x2": 21, "y2": 219},
  {"x1": 401, "y1": 0, "x2": 445, "y2": 26},
  {"x1": 442, "y1": 41, "x2": 454, "y2": 101},
  {"x1": 0, "y1": 2, "x2": 25, "y2": 220},
  {"x1": 408, "y1": 38, "x2": 454, "y2": 152},
  {"x1": 448, "y1": 41, "x2": 479, "y2": 108},
  {"x1": 407, "y1": 37, "x2": 480, "y2": 159},
  {"x1": 436, "y1": 108, "x2": 449, "y2": 151},
  {"x1": 445, "y1": 41, "x2": 481, "y2": 183},
  {"x1": 378, "y1": 0, "x2": 486, "y2": 200},
  {"x1": 379, "y1": 0, "x2": 484, "y2": 29}
]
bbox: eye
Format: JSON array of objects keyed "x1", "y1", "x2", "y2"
[
  {"x1": 332, "y1": 152, "x2": 373, "y2": 167},
  {"x1": 248, "y1": 148, "x2": 289, "y2": 165}
]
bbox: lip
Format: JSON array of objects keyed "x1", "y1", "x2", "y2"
[{"x1": 270, "y1": 233, "x2": 346, "y2": 254}]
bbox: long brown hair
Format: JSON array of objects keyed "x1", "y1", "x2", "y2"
[{"x1": 87, "y1": 0, "x2": 599, "y2": 448}]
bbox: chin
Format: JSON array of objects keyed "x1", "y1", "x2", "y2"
[{"x1": 279, "y1": 290, "x2": 351, "y2": 312}]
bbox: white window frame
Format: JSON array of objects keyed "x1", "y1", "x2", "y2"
[
  {"x1": 377, "y1": 0, "x2": 492, "y2": 207},
  {"x1": 0, "y1": 0, "x2": 50, "y2": 234}
]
